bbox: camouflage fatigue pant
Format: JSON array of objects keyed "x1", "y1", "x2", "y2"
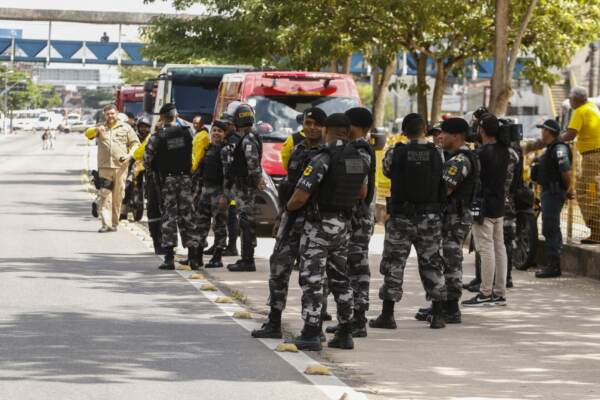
[
  {"x1": 196, "y1": 184, "x2": 228, "y2": 251},
  {"x1": 347, "y1": 206, "x2": 374, "y2": 314},
  {"x1": 299, "y1": 215, "x2": 353, "y2": 327},
  {"x1": 379, "y1": 214, "x2": 447, "y2": 302},
  {"x1": 232, "y1": 184, "x2": 257, "y2": 249},
  {"x1": 442, "y1": 212, "x2": 472, "y2": 301},
  {"x1": 268, "y1": 211, "x2": 305, "y2": 312},
  {"x1": 160, "y1": 175, "x2": 200, "y2": 249},
  {"x1": 504, "y1": 210, "x2": 517, "y2": 269}
]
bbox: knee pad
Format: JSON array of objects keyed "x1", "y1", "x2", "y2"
[{"x1": 99, "y1": 177, "x2": 114, "y2": 191}]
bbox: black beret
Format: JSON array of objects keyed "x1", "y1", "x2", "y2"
[
  {"x1": 345, "y1": 107, "x2": 373, "y2": 128},
  {"x1": 325, "y1": 113, "x2": 351, "y2": 129},
  {"x1": 536, "y1": 119, "x2": 560, "y2": 135},
  {"x1": 211, "y1": 119, "x2": 228, "y2": 132},
  {"x1": 441, "y1": 117, "x2": 470, "y2": 135},
  {"x1": 159, "y1": 103, "x2": 177, "y2": 115},
  {"x1": 402, "y1": 113, "x2": 424, "y2": 132},
  {"x1": 303, "y1": 107, "x2": 327, "y2": 126}
]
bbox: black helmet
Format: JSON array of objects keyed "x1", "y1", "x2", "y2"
[{"x1": 233, "y1": 103, "x2": 255, "y2": 128}]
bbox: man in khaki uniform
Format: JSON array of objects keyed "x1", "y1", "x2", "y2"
[
  {"x1": 562, "y1": 87, "x2": 600, "y2": 244},
  {"x1": 85, "y1": 104, "x2": 140, "y2": 232}
]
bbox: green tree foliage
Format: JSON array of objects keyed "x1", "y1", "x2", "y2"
[
  {"x1": 119, "y1": 66, "x2": 161, "y2": 85},
  {"x1": 1, "y1": 67, "x2": 62, "y2": 111}
]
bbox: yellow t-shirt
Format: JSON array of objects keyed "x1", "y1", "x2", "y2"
[
  {"x1": 281, "y1": 130, "x2": 305, "y2": 171},
  {"x1": 191, "y1": 129, "x2": 210, "y2": 173},
  {"x1": 568, "y1": 101, "x2": 600, "y2": 153}
]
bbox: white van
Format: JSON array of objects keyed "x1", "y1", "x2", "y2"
[{"x1": 35, "y1": 112, "x2": 61, "y2": 131}]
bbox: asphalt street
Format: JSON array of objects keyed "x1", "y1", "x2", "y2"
[{"x1": 0, "y1": 133, "x2": 334, "y2": 400}]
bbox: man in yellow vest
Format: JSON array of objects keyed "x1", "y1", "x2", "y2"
[{"x1": 562, "y1": 87, "x2": 600, "y2": 244}]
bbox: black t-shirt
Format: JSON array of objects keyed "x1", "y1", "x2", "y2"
[{"x1": 477, "y1": 141, "x2": 509, "y2": 218}]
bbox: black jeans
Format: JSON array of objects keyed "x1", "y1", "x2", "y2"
[{"x1": 541, "y1": 190, "x2": 567, "y2": 268}]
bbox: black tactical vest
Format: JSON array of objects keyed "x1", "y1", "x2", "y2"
[
  {"x1": 278, "y1": 144, "x2": 319, "y2": 206},
  {"x1": 390, "y1": 141, "x2": 445, "y2": 211},
  {"x1": 317, "y1": 142, "x2": 368, "y2": 213},
  {"x1": 539, "y1": 140, "x2": 572, "y2": 191},
  {"x1": 156, "y1": 125, "x2": 193, "y2": 175},
  {"x1": 201, "y1": 143, "x2": 224, "y2": 185},
  {"x1": 231, "y1": 131, "x2": 263, "y2": 177},
  {"x1": 449, "y1": 148, "x2": 479, "y2": 207}
]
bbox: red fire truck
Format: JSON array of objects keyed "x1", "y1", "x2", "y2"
[{"x1": 115, "y1": 85, "x2": 145, "y2": 116}]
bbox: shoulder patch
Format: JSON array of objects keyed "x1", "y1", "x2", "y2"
[
  {"x1": 303, "y1": 165, "x2": 313, "y2": 176},
  {"x1": 447, "y1": 165, "x2": 458, "y2": 176}
]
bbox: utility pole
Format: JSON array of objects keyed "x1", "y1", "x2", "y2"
[{"x1": 589, "y1": 43, "x2": 596, "y2": 98}]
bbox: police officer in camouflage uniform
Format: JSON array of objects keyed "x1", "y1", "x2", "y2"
[
  {"x1": 371, "y1": 113, "x2": 448, "y2": 330},
  {"x1": 195, "y1": 119, "x2": 230, "y2": 269},
  {"x1": 503, "y1": 142, "x2": 522, "y2": 288},
  {"x1": 326, "y1": 107, "x2": 376, "y2": 338},
  {"x1": 286, "y1": 113, "x2": 368, "y2": 351},
  {"x1": 415, "y1": 118, "x2": 478, "y2": 324},
  {"x1": 144, "y1": 103, "x2": 201, "y2": 270},
  {"x1": 251, "y1": 107, "x2": 326, "y2": 339},
  {"x1": 224, "y1": 104, "x2": 265, "y2": 272}
]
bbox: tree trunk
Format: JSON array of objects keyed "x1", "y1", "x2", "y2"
[
  {"x1": 330, "y1": 58, "x2": 339, "y2": 73},
  {"x1": 490, "y1": 0, "x2": 538, "y2": 116},
  {"x1": 414, "y1": 51, "x2": 429, "y2": 121},
  {"x1": 490, "y1": 0, "x2": 509, "y2": 115},
  {"x1": 342, "y1": 54, "x2": 352, "y2": 74},
  {"x1": 430, "y1": 59, "x2": 448, "y2": 124},
  {"x1": 372, "y1": 55, "x2": 396, "y2": 128}
]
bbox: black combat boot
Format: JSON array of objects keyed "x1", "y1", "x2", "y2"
[
  {"x1": 290, "y1": 324, "x2": 322, "y2": 351},
  {"x1": 414, "y1": 304, "x2": 432, "y2": 321},
  {"x1": 444, "y1": 300, "x2": 461, "y2": 324},
  {"x1": 352, "y1": 311, "x2": 368, "y2": 338},
  {"x1": 325, "y1": 324, "x2": 339, "y2": 334},
  {"x1": 223, "y1": 239, "x2": 239, "y2": 257},
  {"x1": 535, "y1": 265, "x2": 561, "y2": 278},
  {"x1": 227, "y1": 243, "x2": 256, "y2": 272},
  {"x1": 328, "y1": 323, "x2": 354, "y2": 349},
  {"x1": 369, "y1": 300, "x2": 397, "y2": 329},
  {"x1": 205, "y1": 247, "x2": 224, "y2": 269},
  {"x1": 158, "y1": 248, "x2": 175, "y2": 270},
  {"x1": 190, "y1": 247, "x2": 203, "y2": 270},
  {"x1": 251, "y1": 309, "x2": 282, "y2": 339},
  {"x1": 429, "y1": 301, "x2": 446, "y2": 329}
]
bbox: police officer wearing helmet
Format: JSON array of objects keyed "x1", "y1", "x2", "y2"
[
  {"x1": 531, "y1": 119, "x2": 573, "y2": 278},
  {"x1": 325, "y1": 107, "x2": 375, "y2": 338},
  {"x1": 224, "y1": 103, "x2": 265, "y2": 272},
  {"x1": 286, "y1": 113, "x2": 368, "y2": 351},
  {"x1": 415, "y1": 117, "x2": 478, "y2": 324},
  {"x1": 251, "y1": 107, "x2": 326, "y2": 340},
  {"x1": 371, "y1": 113, "x2": 448, "y2": 330},
  {"x1": 144, "y1": 103, "x2": 201, "y2": 270},
  {"x1": 194, "y1": 119, "x2": 231, "y2": 269}
]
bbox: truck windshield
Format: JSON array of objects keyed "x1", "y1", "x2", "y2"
[
  {"x1": 171, "y1": 82, "x2": 220, "y2": 122},
  {"x1": 248, "y1": 95, "x2": 360, "y2": 139},
  {"x1": 123, "y1": 101, "x2": 143, "y2": 117}
]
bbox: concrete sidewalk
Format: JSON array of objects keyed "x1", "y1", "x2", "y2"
[{"x1": 183, "y1": 233, "x2": 600, "y2": 400}]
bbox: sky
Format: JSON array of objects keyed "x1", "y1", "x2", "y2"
[{"x1": 0, "y1": 0, "x2": 206, "y2": 42}]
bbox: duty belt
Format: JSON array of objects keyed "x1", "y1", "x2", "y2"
[{"x1": 163, "y1": 171, "x2": 190, "y2": 177}]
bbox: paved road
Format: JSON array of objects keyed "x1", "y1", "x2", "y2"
[{"x1": 0, "y1": 133, "x2": 332, "y2": 400}]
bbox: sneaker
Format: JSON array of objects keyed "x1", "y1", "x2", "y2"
[
  {"x1": 535, "y1": 265, "x2": 561, "y2": 278},
  {"x1": 98, "y1": 226, "x2": 111, "y2": 233},
  {"x1": 461, "y1": 293, "x2": 495, "y2": 307},
  {"x1": 492, "y1": 295, "x2": 507, "y2": 306}
]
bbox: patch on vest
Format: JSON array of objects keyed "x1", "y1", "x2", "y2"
[
  {"x1": 303, "y1": 165, "x2": 313, "y2": 176},
  {"x1": 345, "y1": 158, "x2": 365, "y2": 174},
  {"x1": 447, "y1": 165, "x2": 458, "y2": 176},
  {"x1": 166, "y1": 137, "x2": 185, "y2": 150},
  {"x1": 407, "y1": 150, "x2": 431, "y2": 162}
]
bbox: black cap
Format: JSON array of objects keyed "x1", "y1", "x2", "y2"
[
  {"x1": 159, "y1": 103, "x2": 177, "y2": 116},
  {"x1": 211, "y1": 119, "x2": 228, "y2": 132},
  {"x1": 401, "y1": 113, "x2": 424, "y2": 132},
  {"x1": 345, "y1": 107, "x2": 373, "y2": 129},
  {"x1": 125, "y1": 111, "x2": 135, "y2": 119},
  {"x1": 441, "y1": 117, "x2": 470, "y2": 135},
  {"x1": 536, "y1": 119, "x2": 560, "y2": 135},
  {"x1": 233, "y1": 103, "x2": 255, "y2": 128},
  {"x1": 325, "y1": 113, "x2": 351, "y2": 129},
  {"x1": 303, "y1": 107, "x2": 327, "y2": 126}
]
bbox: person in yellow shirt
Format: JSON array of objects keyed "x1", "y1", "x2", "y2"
[
  {"x1": 562, "y1": 86, "x2": 600, "y2": 243},
  {"x1": 85, "y1": 104, "x2": 139, "y2": 232},
  {"x1": 191, "y1": 120, "x2": 210, "y2": 173}
]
